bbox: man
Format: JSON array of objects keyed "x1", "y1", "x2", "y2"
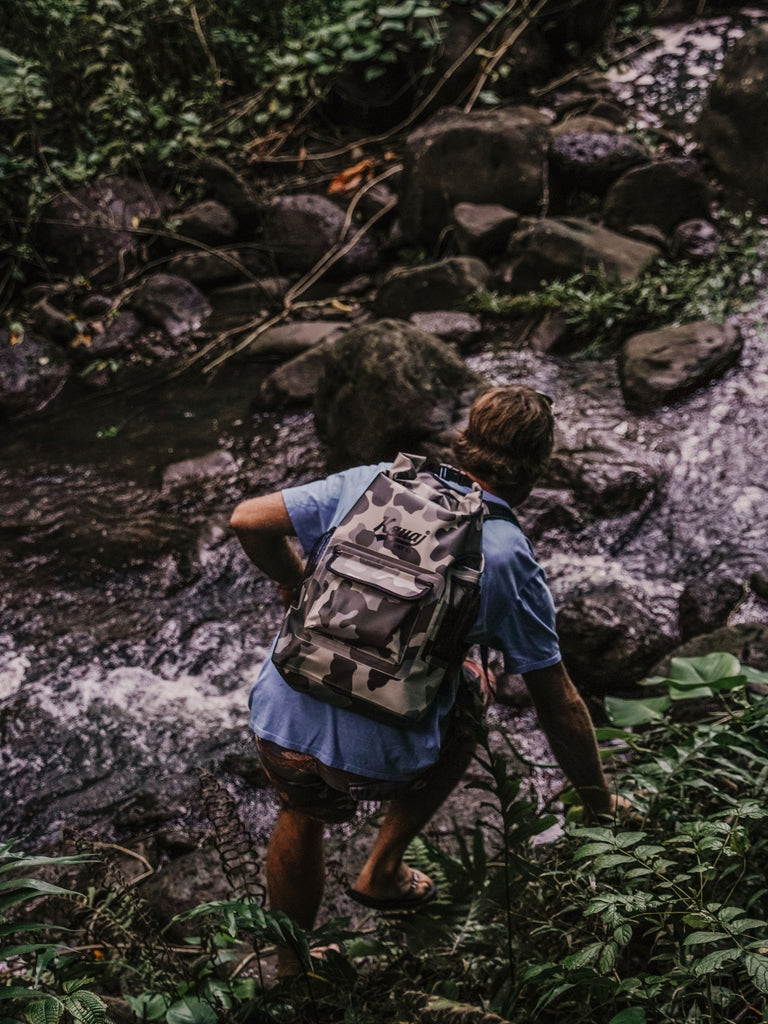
[{"x1": 231, "y1": 385, "x2": 622, "y2": 974}]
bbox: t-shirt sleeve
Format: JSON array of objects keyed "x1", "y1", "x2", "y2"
[
  {"x1": 282, "y1": 463, "x2": 390, "y2": 554},
  {"x1": 282, "y1": 472, "x2": 347, "y2": 552},
  {"x1": 496, "y1": 572, "x2": 561, "y2": 674}
]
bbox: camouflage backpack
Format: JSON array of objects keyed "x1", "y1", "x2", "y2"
[{"x1": 272, "y1": 452, "x2": 512, "y2": 724}]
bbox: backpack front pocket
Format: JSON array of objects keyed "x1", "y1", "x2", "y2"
[{"x1": 302, "y1": 544, "x2": 439, "y2": 661}]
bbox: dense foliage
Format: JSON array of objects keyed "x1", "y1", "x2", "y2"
[
  {"x1": 2, "y1": 655, "x2": 768, "y2": 1024},
  {"x1": 0, "y1": 0, "x2": 507, "y2": 308}
]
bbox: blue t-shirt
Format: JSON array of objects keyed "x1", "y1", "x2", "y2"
[{"x1": 248, "y1": 463, "x2": 561, "y2": 781}]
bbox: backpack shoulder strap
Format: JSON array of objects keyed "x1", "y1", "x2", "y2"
[{"x1": 432, "y1": 462, "x2": 519, "y2": 528}]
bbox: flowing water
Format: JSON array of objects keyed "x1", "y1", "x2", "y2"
[{"x1": 2, "y1": 13, "x2": 768, "y2": 845}]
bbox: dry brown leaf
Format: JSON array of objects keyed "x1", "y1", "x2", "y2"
[{"x1": 328, "y1": 158, "x2": 374, "y2": 195}]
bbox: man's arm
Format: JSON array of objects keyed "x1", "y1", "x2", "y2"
[
  {"x1": 522, "y1": 660, "x2": 620, "y2": 820},
  {"x1": 230, "y1": 492, "x2": 305, "y2": 607}
]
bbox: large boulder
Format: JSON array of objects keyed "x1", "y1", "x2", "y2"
[
  {"x1": 557, "y1": 584, "x2": 676, "y2": 698},
  {"x1": 38, "y1": 177, "x2": 174, "y2": 284},
  {"x1": 504, "y1": 217, "x2": 661, "y2": 292},
  {"x1": 697, "y1": 27, "x2": 768, "y2": 208},
  {"x1": 260, "y1": 194, "x2": 380, "y2": 275},
  {"x1": 130, "y1": 274, "x2": 211, "y2": 339},
  {"x1": 602, "y1": 159, "x2": 711, "y2": 236},
  {"x1": 375, "y1": 257, "x2": 491, "y2": 318},
  {"x1": 0, "y1": 330, "x2": 70, "y2": 417},
  {"x1": 452, "y1": 203, "x2": 520, "y2": 259},
  {"x1": 678, "y1": 573, "x2": 746, "y2": 642},
  {"x1": 549, "y1": 129, "x2": 650, "y2": 199},
  {"x1": 618, "y1": 321, "x2": 743, "y2": 412},
  {"x1": 313, "y1": 319, "x2": 485, "y2": 469},
  {"x1": 398, "y1": 108, "x2": 551, "y2": 244}
]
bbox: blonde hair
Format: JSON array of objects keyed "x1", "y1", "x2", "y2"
[{"x1": 452, "y1": 385, "x2": 554, "y2": 506}]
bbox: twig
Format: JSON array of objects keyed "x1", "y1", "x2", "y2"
[
  {"x1": 188, "y1": 1, "x2": 223, "y2": 92},
  {"x1": 463, "y1": 0, "x2": 550, "y2": 113}
]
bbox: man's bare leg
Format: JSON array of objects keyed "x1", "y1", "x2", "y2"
[
  {"x1": 352, "y1": 733, "x2": 476, "y2": 903},
  {"x1": 266, "y1": 807, "x2": 324, "y2": 975}
]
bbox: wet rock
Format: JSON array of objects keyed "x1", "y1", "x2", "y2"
[
  {"x1": 557, "y1": 584, "x2": 675, "y2": 697},
  {"x1": 651, "y1": 623, "x2": 768, "y2": 676},
  {"x1": 173, "y1": 199, "x2": 238, "y2": 245},
  {"x1": 259, "y1": 340, "x2": 335, "y2": 408},
  {"x1": 261, "y1": 194, "x2": 380, "y2": 275},
  {"x1": 678, "y1": 573, "x2": 745, "y2": 642},
  {"x1": 314, "y1": 318, "x2": 484, "y2": 469},
  {"x1": 244, "y1": 321, "x2": 347, "y2": 360},
  {"x1": 549, "y1": 130, "x2": 650, "y2": 196},
  {"x1": 409, "y1": 311, "x2": 484, "y2": 350},
  {"x1": 162, "y1": 450, "x2": 237, "y2": 491},
  {"x1": 516, "y1": 487, "x2": 585, "y2": 540},
  {"x1": 70, "y1": 310, "x2": 142, "y2": 365},
  {"x1": 603, "y1": 159, "x2": 711, "y2": 236},
  {"x1": 39, "y1": 176, "x2": 174, "y2": 284},
  {"x1": 546, "y1": 445, "x2": 664, "y2": 517},
  {"x1": 587, "y1": 99, "x2": 628, "y2": 126},
  {"x1": 131, "y1": 274, "x2": 211, "y2": 339},
  {"x1": 669, "y1": 219, "x2": 721, "y2": 261},
  {"x1": 697, "y1": 27, "x2": 768, "y2": 208},
  {"x1": 452, "y1": 203, "x2": 520, "y2": 259},
  {"x1": 375, "y1": 257, "x2": 491, "y2": 318},
  {"x1": 751, "y1": 570, "x2": 768, "y2": 601},
  {"x1": 619, "y1": 321, "x2": 744, "y2": 412},
  {"x1": 167, "y1": 247, "x2": 269, "y2": 287},
  {"x1": 30, "y1": 296, "x2": 77, "y2": 344},
  {"x1": 195, "y1": 156, "x2": 261, "y2": 222},
  {"x1": 0, "y1": 330, "x2": 70, "y2": 417},
  {"x1": 136, "y1": 846, "x2": 236, "y2": 939},
  {"x1": 503, "y1": 217, "x2": 661, "y2": 292},
  {"x1": 398, "y1": 107, "x2": 551, "y2": 244},
  {"x1": 526, "y1": 315, "x2": 573, "y2": 353},
  {"x1": 208, "y1": 279, "x2": 291, "y2": 326}
]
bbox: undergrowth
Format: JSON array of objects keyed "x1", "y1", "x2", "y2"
[
  {"x1": 466, "y1": 216, "x2": 768, "y2": 354},
  {"x1": 3, "y1": 653, "x2": 768, "y2": 1023}
]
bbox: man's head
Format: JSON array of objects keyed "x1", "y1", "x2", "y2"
[{"x1": 452, "y1": 385, "x2": 554, "y2": 506}]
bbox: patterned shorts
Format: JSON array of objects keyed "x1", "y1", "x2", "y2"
[{"x1": 254, "y1": 666, "x2": 485, "y2": 824}]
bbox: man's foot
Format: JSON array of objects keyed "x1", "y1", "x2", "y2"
[{"x1": 347, "y1": 867, "x2": 437, "y2": 911}]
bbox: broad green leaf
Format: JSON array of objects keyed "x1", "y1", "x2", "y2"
[
  {"x1": 599, "y1": 940, "x2": 618, "y2": 973},
  {"x1": 23, "y1": 1000, "x2": 63, "y2": 1024},
  {"x1": 745, "y1": 953, "x2": 768, "y2": 994},
  {"x1": 605, "y1": 695, "x2": 671, "y2": 726},
  {"x1": 124, "y1": 995, "x2": 167, "y2": 1021},
  {"x1": 608, "y1": 1009, "x2": 646, "y2": 1024},
  {"x1": 594, "y1": 727, "x2": 636, "y2": 741},
  {"x1": 64, "y1": 992, "x2": 108, "y2": 1024},
  {"x1": 572, "y1": 842, "x2": 614, "y2": 862},
  {"x1": 669, "y1": 653, "x2": 740, "y2": 685},
  {"x1": 562, "y1": 942, "x2": 602, "y2": 968},
  {"x1": 684, "y1": 931, "x2": 729, "y2": 946},
  {"x1": 594, "y1": 854, "x2": 635, "y2": 869},
  {"x1": 165, "y1": 998, "x2": 217, "y2": 1024},
  {"x1": 693, "y1": 948, "x2": 740, "y2": 975},
  {"x1": 377, "y1": 2, "x2": 416, "y2": 16}
]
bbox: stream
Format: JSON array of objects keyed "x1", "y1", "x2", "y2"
[{"x1": 2, "y1": 12, "x2": 768, "y2": 846}]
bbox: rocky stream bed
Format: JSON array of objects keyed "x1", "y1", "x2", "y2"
[{"x1": 2, "y1": 7, "x2": 768, "y2": 941}]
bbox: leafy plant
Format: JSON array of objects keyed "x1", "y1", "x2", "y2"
[
  {"x1": 0, "y1": 840, "x2": 113, "y2": 1024},
  {"x1": 467, "y1": 217, "x2": 768, "y2": 353}
]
